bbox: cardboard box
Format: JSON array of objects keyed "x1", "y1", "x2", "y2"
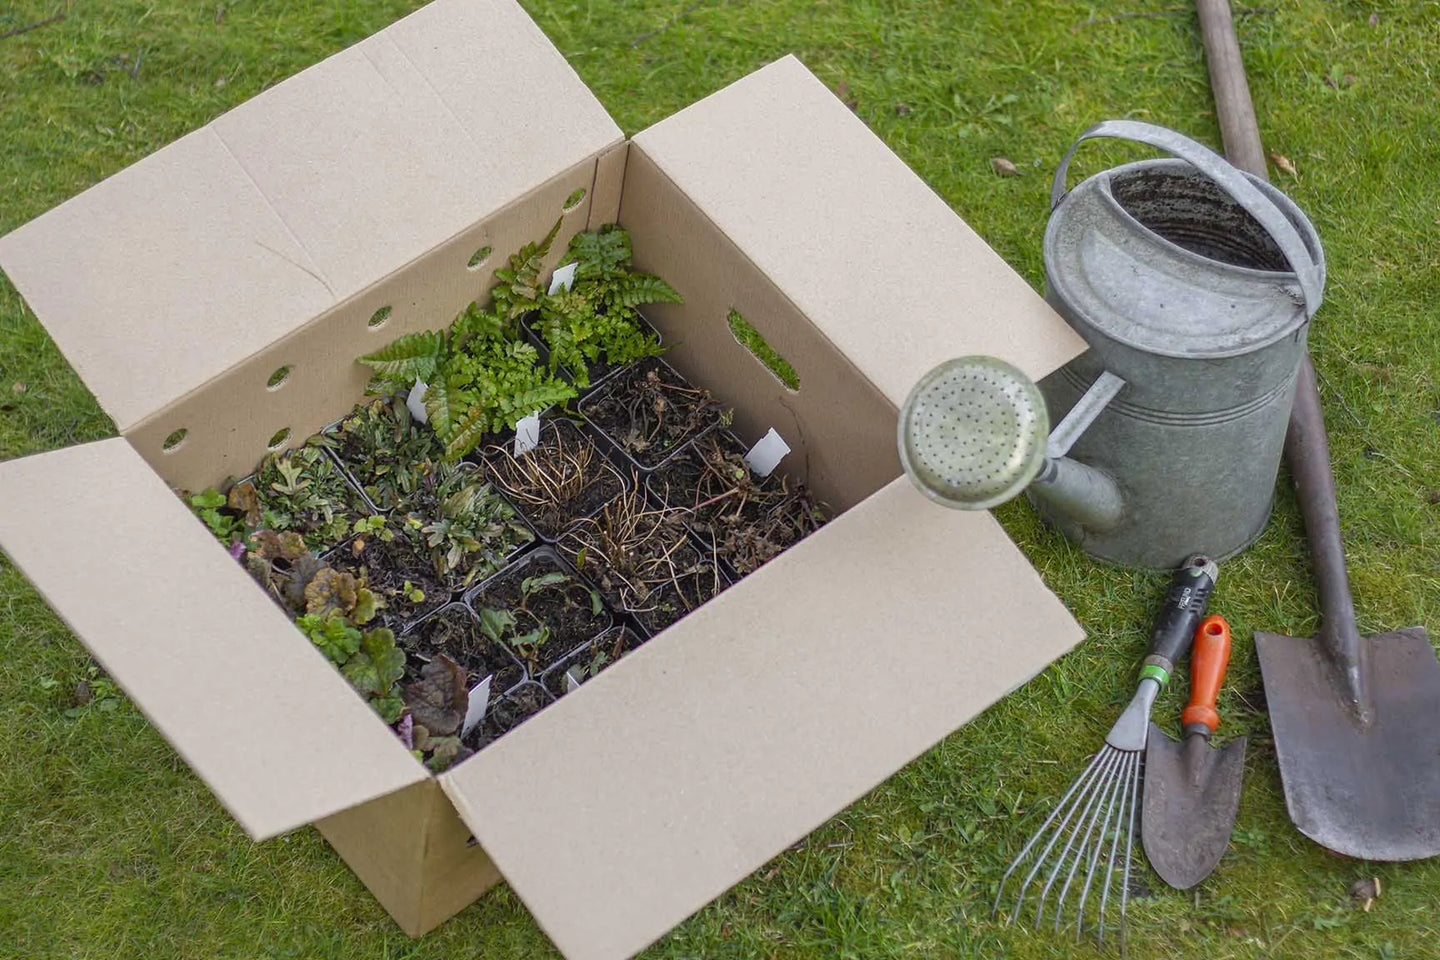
[{"x1": 0, "y1": 1, "x2": 1087, "y2": 957}]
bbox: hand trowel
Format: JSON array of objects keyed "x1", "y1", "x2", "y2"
[{"x1": 1142, "y1": 614, "x2": 1246, "y2": 889}]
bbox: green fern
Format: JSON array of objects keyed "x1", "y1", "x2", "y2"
[
  {"x1": 604, "y1": 273, "x2": 683, "y2": 311},
  {"x1": 358, "y1": 330, "x2": 445, "y2": 392},
  {"x1": 566, "y1": 224, "x2": 631, "y2": 282},
  {"x1": 490, "y1": 216, "x2": 562, "y2": 323}
]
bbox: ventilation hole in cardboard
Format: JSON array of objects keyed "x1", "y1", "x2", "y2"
[
  {"x1": 368, "y1": 306, "x2": 392, "y2": 329},
  {"x1": 465, "y1": 835, "x2": 480, "y2": 848},
  {"x1": 562, "y1": 187, "x2": 586, "y2": 211},
  {"x1": 728, "y1": 309, "x2": 800, "y2": 391},
  {"x1": 267, "y1": 427, "x2": 292, "y2": 451},
  {"x1": 467, "y1": 245, "x2": 493, "y2": 270},
  {"x1": 266, "y1": 365, "x2": 292, "y2": 390},
  {"x1": 161, "y1": 428, "x2": 189, "y2": 453}
]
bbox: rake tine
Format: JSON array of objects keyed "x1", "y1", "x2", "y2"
[
  {"x1": 1033, "y1": 748, "x2": 1121, "y2": 929},
  {"x1": 1009, "y1": 749, "x2": 1114, "y2": 924},
  {"x1": 1119, "y1": 750, "x2": 1142, "y2": 957},
  {"x1": 993, "y1": 747, "x2": 1106, "y2": 918},
  {"x1": 1067, "y1": 745, "x2": 1133, "y2": 937},
  {"x1": 1096, "y1": 750, "x2": 1138, "y2": 947}
]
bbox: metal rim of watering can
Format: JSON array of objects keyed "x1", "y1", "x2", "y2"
[{"x1": 1049, "y1": 120, "x2": 1323, "y2": 319}]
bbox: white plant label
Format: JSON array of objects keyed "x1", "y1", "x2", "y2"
[
  {"x1": 514, "y1": 412, "x2": 543, "y2": 456},
  {"x1": 744, "y1": 427, "x2": 791, "y2": 478},
  {"x1": 462, "y1": 675, "x2": 492, "y2": 738},
  {"x1": 548, "y1": 261, "x2": 577, "y2": 295},
  {"x1": 564, "y1": 668, "x2": 584, "y2": 693},
  {"x1": 406, "y1": 378, "x2": 430, "y2": 424}
]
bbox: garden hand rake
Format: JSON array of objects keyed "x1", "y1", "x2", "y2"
[{"x1": 993, "y1": 555, "x2": 1217, "y2": 948}]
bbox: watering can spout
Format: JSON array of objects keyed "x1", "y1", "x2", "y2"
[{"x1": 1029, "y1": 456, "x2": 1125, "y2": 532}]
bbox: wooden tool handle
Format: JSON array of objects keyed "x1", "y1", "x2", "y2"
[{"x1": 1182, "y1": 615, "x2": 1233, "y2": 734}]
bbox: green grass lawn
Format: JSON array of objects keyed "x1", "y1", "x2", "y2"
[{"x1": 3, "y1": 1, "x2": 1438, "y2": 957}]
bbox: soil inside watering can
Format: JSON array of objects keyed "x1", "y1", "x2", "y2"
[{"x1": 1110, "y1": 170, "x2": 1290, "y2": 272}]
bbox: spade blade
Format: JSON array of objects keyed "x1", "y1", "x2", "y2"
[
  {"x1": 1142, "y1": 722, "x2": 1246, "y2": 889},
  {"x1": 1255, "y1": 627, "x2": 1440, "y2": 861}
]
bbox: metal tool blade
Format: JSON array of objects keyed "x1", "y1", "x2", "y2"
[
  {"x1": 1255, "y1": 627, "x2": 1440, "y2": 860},
  {"x1": 1141, "y1": 722, "x2": 1246, "y2": 889}
]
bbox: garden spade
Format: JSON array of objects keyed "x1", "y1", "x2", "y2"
[
  {"x1": 1197, "y1": 0, "x2": 1440, "y2": 861},
  {"x1": 1143, "y1": 615, "x2": 1245, "y2": 889}
]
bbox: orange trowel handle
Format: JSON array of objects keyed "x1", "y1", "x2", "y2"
[{"x1": 1182, "y1": 615, "x2": 1232, "y2": 735}]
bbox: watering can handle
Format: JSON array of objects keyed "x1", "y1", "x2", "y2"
[{"x1": 1050, "y1": 119, "x2": 1323, "y2": 318}]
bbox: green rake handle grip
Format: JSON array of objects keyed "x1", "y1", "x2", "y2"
[{"x1": 1139, "y1": 555, "x2": 1219, "y2": 687}]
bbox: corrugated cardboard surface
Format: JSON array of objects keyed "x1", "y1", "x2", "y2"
[
  {"x1": 0, "y1": 0, "x2": 621, "y2": 433},
  {"x1": 0, "y1": 439, "x2": 427, "y2": 839},
  {"x1": 631, "y1": 56, "x2": 1086, "y2": 405},
  {"x1": 127, "y1": 162, "x2": 599, "y2": 495},
  {"x1": 443, "y1": 478, "x2": 1083, "y2": 960},
  {"x1": 621, "y1": 144, "x2": 900, "y2": 514}
]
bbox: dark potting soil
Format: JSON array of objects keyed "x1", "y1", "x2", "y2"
[
  {"x1": 648, "y1": 432, "x2": 787, "y2": 541},
  {"x1": 541, "y1": 626, "x2": 644, "y2": 698},
  {"x1": 403, "y1": 604, "x2": 524, "y2": 695},
  {"x1": 466, "y1": 548, "x2": 612, "y2": 675},
  {"x1": 469, "y1": 682, "x2": 554, "y2": 750},
  {"x1": 720, "y1": 492, "x2": 828, "y2": 576},
  {"x1": 481, "y1": 420, "x2": 627, "y2": 540},
  {"x1": 327, "y1": 532, "x2": 448, "y2": 631},
  {"x1": 579, "y1": 357, "x2": 724, "y2": 470},
  {"x1": 560, "y1": 513, "x2": 727, "y2": 636}
]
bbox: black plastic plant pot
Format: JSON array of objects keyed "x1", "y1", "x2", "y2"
[
  {"x1": 323, "y1": 532, "x2": 448, "y2": 633},
  {"x1": 522, "y1": 310, "x2": 663, "y2": 398},
  {"x1": 559, "y1": 522, "x2": 730, "y2": 638},
  {"x1": 320, "y1": 396, "x2": 447, "y2": 514},
  {"x1": 469, "y1": 681, "x2": 555, "y2": 752},
  {"x1": 540, "y1": 626, "x2": 644, "y2": 698},
  {"x1": 577, "y1": 356, "x2": 725, "y2": 473},
  {"x1": 464, "y1": 545, "x2": 613, "y2": 677},
  {"x1": 401, "y1": 602, "x2": 526, "y2": 696},
  {"x1": 645, "y1": 430, "x2": 790, "y2": 550},
  {"x1": 242, "y1": 442, "x2": 374, "y2": 554},
  {"x1": 479, "y1": 419, "x2": 630, "y2": 543},
  {"x1": 398, "y1": 461, "x2": 538, "y2": 593}
]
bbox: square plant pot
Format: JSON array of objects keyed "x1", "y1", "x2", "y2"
[
  {"x1": 240, "y1": 442, "x2": 374, "y2": 554},
  {"x1": 577, "y1": 356, "x2": 725, "y2": 473},
  {"x1": 540, "y1": 626, "x2": 645, "y2": 699},
  {"x1": 558, "y1": 490, "x2": 730, "y2": 637},
  {"x1": 479, "y1": 418, "x2": 629, "y2": 542},
  {"x1": 323, "y1": 395, "x2": 447, "y2": 513},
  {"x1": 402, "y1": 602, "x2": 525, "y2": 698},
  {"x1": 464, "y1": 545, "x2": 613, "y2": 677},
  {"x1": 522, "y1": 311, "x2": 664, "y2": 398}
]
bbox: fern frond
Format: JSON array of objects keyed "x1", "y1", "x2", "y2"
[
  {"x1": 491, "y1": 216, "x2": 563, "y2": 322},
  {"x1": 424, "y1": 376, "x2": 455, "y2": 439},
  {"x1": 566, "y1": 225, "x2": 631, "y2": 282},
  {"x1": 443, "y1": 405, "x2": 493, "y2": 460},
  {"x1": 604, "y1": 273, "x2": 683, "y2": 310},
  {"x1": 358, "y1": 330, "x2": 445, "y2": 386}
]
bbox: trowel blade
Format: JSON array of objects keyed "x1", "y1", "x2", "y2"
[
  {"x1": 1255, "y1": 627, "x2": 1440, "y2": 860},
  {"x1": 1141, "y1": 722, "x2": 1246, "y2": 889}
]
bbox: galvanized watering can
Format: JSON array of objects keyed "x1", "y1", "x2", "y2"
[{"x1": 898, "y1": 120, "x2": 1325, "y2": 569}]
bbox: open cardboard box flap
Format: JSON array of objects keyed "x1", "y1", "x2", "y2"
[
  {"x1": 435, "y1": 59, "x2": 1087, "y2": 960},
  {"x1": 0, "y1": 0, "x2": 621, "y2": 435},
  {"x1": 0, "y1": 438, "x2": 427, "y2": 840}
]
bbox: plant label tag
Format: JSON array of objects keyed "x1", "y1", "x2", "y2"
[
  {"x1": 462, "y1": 675, "x2": 492, "y2": 738},
  {"x1": 564, "y1": 668, "x2": 584, "y2": 693},
  {"x1": 548, "y1": 261, "x2": 577, "y2": 295},
  {"x1": 514, "y1": 413, "x2": 543, "y2": 456},
  {"x1": 406, "y1": 378, "x2": 430, "y2": 424},
  {"x1": 744, "y1": 428, "x2": 791, "y2": 478}
]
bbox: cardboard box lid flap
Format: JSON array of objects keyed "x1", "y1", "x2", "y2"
[
  {"x1": 0, "y1": 439, "x2": 428, "y2": 840},
  {"x1": 439, "y1": 478, "x2": 1084, "y2": 960},
  {"x1": 630, "y1": 56, "x2": 1086, "y2": 406},
  {"x1": 0, "y1": 0, "x2": 621, "y2": 432}
]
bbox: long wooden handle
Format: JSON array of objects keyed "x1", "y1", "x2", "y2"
[
  {"x1": 1195, "y1": 0, "x2": 1368, "y2": 712},
  {"x1": 1182, "y1": 615, "x2": 1233, "y2": 734},
  {"x1": 1196, "y1": 0, "x2": 1266, "y2": 179}
]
